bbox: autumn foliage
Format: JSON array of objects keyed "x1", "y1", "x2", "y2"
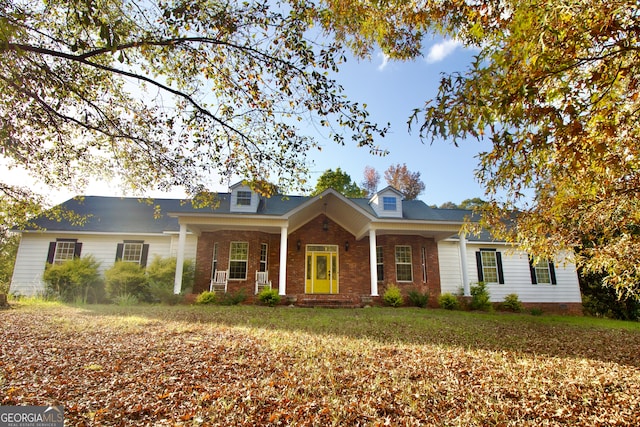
[{"x1": 1, "y1": 303, "x2": 638, "y2": 426}]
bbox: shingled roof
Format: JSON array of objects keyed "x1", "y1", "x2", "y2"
[{"x1": 25, "y1": 193, "x2": 477, "y2": 234}]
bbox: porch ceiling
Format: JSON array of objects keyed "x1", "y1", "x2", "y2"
[
  {"x1": 178, "y1": 215, "x2": 287, "y2": 236},
  {"x1": 287, "y1": 192, "x2": 372, "y2": 236}
]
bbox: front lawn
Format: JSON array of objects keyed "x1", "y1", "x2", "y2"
[{"x1": 1, "y1": 302, "x2": 638, "y2": 425}]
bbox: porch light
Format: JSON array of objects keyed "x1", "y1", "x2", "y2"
[
  {"x1": 297, "y1": 239, "x2": 301, "y2": 251},
  {"x1": 345, "y1": 241, "x2": 349, "y2": 252},
  {"x1": 322, "y1": 218, "x2": 329, "y2": 231}
]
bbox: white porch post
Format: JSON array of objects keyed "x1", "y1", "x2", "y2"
[
  {"x1": 459, "y1": 232, "x2": 470, "y2": 296},
  {"x1": 173, "y1": 223, "x2": 187, "y2": 294},
  {"x1": 278, "y1": 226, "x2": 288, "y2": 296},
  {"x1": 369, "y1": 228, "x2": 379, "y2": 296}
]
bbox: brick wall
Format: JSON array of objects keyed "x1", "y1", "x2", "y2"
[
  {"x1": 193, "y1": 214, "x2": 442, "y2": 306},
  {"x1": 194, "y1": 230, "x2": 280, "y2": 295}
]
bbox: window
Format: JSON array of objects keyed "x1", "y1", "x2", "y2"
[
  {"x1": 530, "y1": 258, "x2": 557, "y2": 285},
  {"x1": 475, "y1": 249, "x2": 504, "y2": 284},
  {"x1": 395, "y1": 246, "x2": 413, "y2": 282},
  {"x1": 259, "y1": 243, "x2": 268, "y2": 272},
  {"x1": 376, "y1": 246, "x2": 384, "y2": 282},
  {"x1": 236, "y1": 191, "x2": 252, "y2": 206},
  {"x1": 229, "y1": 242, "x2": 249, "y2": 280},
  {"x1": 383, "y1": 196, "x2": 397, "y2": 211},
  {"x1": 211, "y1": 242, "x2": 218, "y2": 278},
  {"x1": 115, "y1": 241, "x2": 149, "y2": 266},
  {"x1": 47, "y1": 239, "x2": 82, "y2": 265},
  {"x1": 122, "y1": 242, "x2": 143, "y2": 263},
  {"x1": 421, "y1": 247, "x2": 427, "y2": 283}
]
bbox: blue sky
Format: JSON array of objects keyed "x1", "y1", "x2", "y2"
[{"x1": 306, "y1": 38, "x2": 491, "y2": 206}]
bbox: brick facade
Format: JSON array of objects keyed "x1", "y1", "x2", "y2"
[{"x1": 194, "y1": 214, "x2": 442, "y2": 306}]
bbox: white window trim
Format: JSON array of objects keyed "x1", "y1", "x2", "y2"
[
  {"x1": 229, "y1": 241, "x2": 249, "y2": 280},
  {"x1": 395, "y1": 245, "x2": 413, "y2": 282}
]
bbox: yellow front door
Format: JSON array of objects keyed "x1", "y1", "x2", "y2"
[{"x1": 305, "y1": 249, "x2": 338, "y2": 294}]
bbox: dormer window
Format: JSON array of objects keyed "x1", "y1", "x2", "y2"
[
  {"x1": 236, "y1": 190, "x2": 252, "y2": 206},
  {"x1": 383, "y1": 196, "x2": 397, "y2": 211}
]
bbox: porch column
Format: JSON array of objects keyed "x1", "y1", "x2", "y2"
[
  {"x1": 173, "y1": 223, "x2": 187, "y2": 294},
  {"x1": 369, "y1": 229, "x2": 379, "y2": 296},
  {"x1": 278, "y1": 225, "x2": 288, "y2": 296},
  {"x1": 459, "y1": 232, "x2": 470, "y2": 296}
]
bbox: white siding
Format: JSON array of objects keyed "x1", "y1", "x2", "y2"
[
  {"x1": 10, "y1": 232, "x2": 197, "y2": 296},
  {"x1": 369, "y1": 188, "x2": 403, "y2": 218},
  {"x1": 229, "y1": 184, "x2": 259, "y2": 213},
  {"x1": 437, "y1": 240, "x2": 582, "y2": 303},
  {"x1": 437, "y1": 241, "x2": 464, "y2": 294}
]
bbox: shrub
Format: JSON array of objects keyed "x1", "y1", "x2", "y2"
[
  {"x1": 530, "y1": 308, "x2": 544, "y2": 316},
  {"x1": 218, "y1": 289, "x2": 248, "y2": 306},
  {"x1": 407, "y1": 289, "x2": 429, "y2": 308},
  {"x1": 42, "y1": 256, "x2": 103, "y2": 303},
  {"x1": 195, "y1": 291, "x2": 217, "y2": 305},
  {"x1": 470, "y1": 282, "x2": 493, "y2": 311},
  {"x1": 146, "y1": 256, "x2": 194, "y2": 304},
  {"x1": 257, "y1": 288, "x2": 281, "y2": 307},
  {"x1": 104, "y1": 261, "x2": 149, "y2": 302},
  {"x1": 502, "y1": 293, "x2": 524, "y2": 313},
  {"x1": 113, "y1": 293, "x2": 139, "y2": 306},
  {"x1": 439, "y1": 293, "x2": 460, "y2": 310},
  {"x1": 383, "y1": 284, "x2": 404, "y2": 307}
]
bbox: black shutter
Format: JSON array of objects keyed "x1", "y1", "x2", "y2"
[
  {"x1": 115, "y1": 243, "x2": 124, "y2": 261},
  {"x1": 549, "y1": 261, "x2": 557, "y2": 285},
  {"x1": 47, "y1": 242, "x2": 56, "y2": 264},
  {"x1": 475, "y1": 251, "x2": 484, "y2": 282},
  {"x1": 496, "y1": 252, "x2": 505, "y2": 284},
  {"x1": 74, "y1": 242, "x2": 83, "y2": 258},
  {"x1": 140, "y1": 244, "x2": 150, "y2": 267},
  {"x1": 529, "y1": 257, "x2": 537, "y2": 284}
]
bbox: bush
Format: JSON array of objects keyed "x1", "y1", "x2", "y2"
[
  {"x1": 530, "y1": 308, "x2": 544, "y2": 316},
  {"x1": 257, "y1": 288, "x2": 281, "y2": 306},
  {"x1": 470, "y1": 282, "x2": 493, "y2": 311},
  {"x1": 42, "y1": 256, "x2": 103, "y2": 303},
  {"x1": 439, "y1": 293, "x2": 460, "y2": 310},
  {"x1": 195, "y1": 291, "x2": 217, "y2": 305},
  {"x1": 407, "y1": 289, "x2": 429, "y2": 308},
  {"x1": 113, "y1": 293, "x2": 139, "y2": 306},
  {"x1": 218, "y1": 289, "x2": 248, "y2": 306},
  {"x1": 104, "y1": 261, "x2": 149, "y2": 302},
  {"x1": 146, "y1": 256, "x2": 194, "y2": 304},
  {"x1": 383, "y1": 284, "x2": 404, "y2": 307},
  {"x1": 502, "y1": 293, "x2": 524, "y2": 312}
]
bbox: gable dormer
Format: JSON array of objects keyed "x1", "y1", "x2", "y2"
[
  {"x1": 229, "y1": 182, "x2": 260, "y2": 213},
  {"x1": 369, "y1": 186, "x2": 403, "y2": 218}
]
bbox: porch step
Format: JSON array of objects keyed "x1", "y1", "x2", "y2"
[{"x1": 295, "y1": 294, "x2": 363, "y2": 309}]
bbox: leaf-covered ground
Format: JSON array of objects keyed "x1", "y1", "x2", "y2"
[{"x1": 1, "y1": 303, "x2": 639, "y2": 426}]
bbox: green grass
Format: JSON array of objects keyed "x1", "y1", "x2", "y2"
[{"x1": 2, "y1": 301, "x2": 639, "y2": 425}]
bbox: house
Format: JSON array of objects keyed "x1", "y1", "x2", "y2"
[{"x1": 10, "y1": 183, "x2": 582, "y2": 312}]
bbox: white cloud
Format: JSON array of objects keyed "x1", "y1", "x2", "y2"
[
  {"x1": 377, "y1": 51, "x2": 390, "y2": 71},
  {"x1": 425, "y1": 39, "x2": 463, "y2": 63}
]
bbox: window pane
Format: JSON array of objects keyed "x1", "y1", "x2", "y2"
[
  {"x1": 376, "y1": 246, "x2": 384, "y2": 282},
  {"x1": 395, "y1": 246, "x2": 413, "y2": 282},
  {"x1": 260, "y1": 243, "x2": 268, "y2": 272},
  {"x1": 396, "y1": 265, "x2": 413, "y2": 281},
  {"x1": 383, "y1": 196, "x2": 396, "y2": 211},
  {"x1": 395, "y1": 246, "x2": 412, "y2": 263},
  {"x1": 229, "y1": 261, "x2": 247, "y2": 280},
  {"x1": 122, "y1": 243, "x2": 143, "y2": 263},
  {"x1": 229, "y1": 242, "x2": 248, "y2": 279},
  {"x1": 534, "y1": 259, "x2": 552, "y2": 284},
  {"x1": 481, "y1": 251, "x2": 498, "y2": 283},
  {"x1": 237, "y1": 191, "x2": 252, "y2": 206},
  {"x1": 53, "y1": 242, "x2": 75, "y2": 264}
]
